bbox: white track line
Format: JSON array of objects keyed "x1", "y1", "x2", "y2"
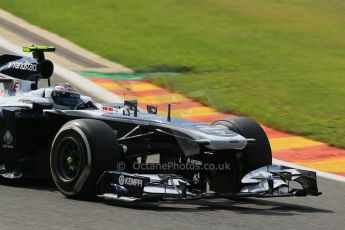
[
  {"x1": 273, "y1": 159, "x2": 345, "y2": 183},
  {"x1": 1, "y1": 35, "x2": 344, "y2": 183},
  {"x1": 0, "y1": 35, "x2": 122, "y2": 103}
]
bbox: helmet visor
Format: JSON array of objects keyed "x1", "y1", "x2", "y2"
[{"x1": 51, "y1": 91, "x2": 82, "y2": 107}]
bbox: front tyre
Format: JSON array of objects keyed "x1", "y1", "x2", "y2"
[
  {"x1": 212, "y1": 117, "x2": 272, "y2": 176},
  {"x1": 50, "y1": 119, "x2": 122, "y2": 199}
]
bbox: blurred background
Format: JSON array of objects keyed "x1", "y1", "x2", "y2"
[{"x1": 1, "y1": 0, "x2": 343, "y2": 148}]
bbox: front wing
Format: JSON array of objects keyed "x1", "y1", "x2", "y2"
[{"x1": 96, "y1": 165, "x2": 321, "y2": 202}]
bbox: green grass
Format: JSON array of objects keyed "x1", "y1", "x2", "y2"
[{"x1": 0, "y1": 0, "x2": 344, "y2": 148}]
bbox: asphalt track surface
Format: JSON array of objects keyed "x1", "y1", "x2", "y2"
[
  {"x1": 0, "y1": 19, "x2": 104, "y2": 68},
  {"x1": 1, "y1": 49, "x2": 345, "y2": 230}
]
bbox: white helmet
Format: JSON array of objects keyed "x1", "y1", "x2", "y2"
[{"x1": 45, "y1": 83, "x2": 82, "y2": 109}]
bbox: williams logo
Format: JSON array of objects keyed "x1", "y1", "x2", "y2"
[
  {"x1": 3, "y1": 130, "x2": 14, "y2": 149},
  {"x1": 8, "y1": 61, "x2": 37, "y2": 72}
]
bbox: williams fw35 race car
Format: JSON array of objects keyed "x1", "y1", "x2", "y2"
[{"x1": 0, "y1": 46, "x2": 321, "y2": 202}]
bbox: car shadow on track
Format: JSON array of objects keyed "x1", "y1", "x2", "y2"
[
  {"x1": 0, "y1": 177, "x2": 57, "y2": 192},
  {"x1": 0, "y1": 178, "x2": 332, "y2": 215},
  {"x1": 102, "y1": 198, "x2": 332, "y2": 216}
]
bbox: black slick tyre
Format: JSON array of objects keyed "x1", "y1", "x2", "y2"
[
  {"x1": 50, "y1": 119, "x2": 122, "y2": 199},
  {"x1": 212, "y1": 116, "x2": 272, "y2": 176}
]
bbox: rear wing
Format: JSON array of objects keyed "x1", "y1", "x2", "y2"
[
  {"x1": 23, "y1": 45, "x2": 55, "y2": 62},
  {"x1": 23, "y1": 46, "x2": 55, "y2": 52},
  {"x1": 0, "y1": 45, "x2": 55, "y2": 93}
]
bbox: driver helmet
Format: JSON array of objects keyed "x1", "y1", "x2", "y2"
[{"x1": 45, "y1": 83, "x2": 82, "y2": 108}]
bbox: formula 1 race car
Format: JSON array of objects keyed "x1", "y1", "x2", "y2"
[{"x1": 0, "y1": 46, "x2": 321, "y2": 201}]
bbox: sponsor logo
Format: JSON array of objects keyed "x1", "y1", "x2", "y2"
[
  {"x1": 193, "y1": 173, "x2": 201, "y2": 184},
  {"x1": 8, "y1": 61, "x2": 37, "y2": 72},
  {"x1": 18, "y1": 98, "x2": 33, "y2": 104},
  {"x1": 118, "y1": 175, "x2": 143, "y2": 187},
  {"x1": 3, "y1": 130, "x2": 14, "y2": 149},
  {"x1": 12, "y1": 80, "x2": 20, "y2": 92},
  {"x1": 118, "y1": 175, "x2": 125, "y2": 185},
  {"x1": 101, "y1": 106, "x2": 119, "y2": 114}
]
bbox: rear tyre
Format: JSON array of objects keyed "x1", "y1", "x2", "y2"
[
  {"x1": 50, "y1": 119, "x2": 122, "y2": 199},
  {"x1": 212, "y1": 116, "x2": 272, "y2": 178}
]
